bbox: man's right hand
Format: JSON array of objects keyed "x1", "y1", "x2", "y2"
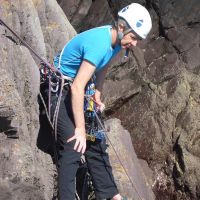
[{"x1": 67, "y1": 127, "x2": 86, "y2": 154}]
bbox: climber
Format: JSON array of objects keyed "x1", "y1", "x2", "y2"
[{"x1": 52, "y1": 3, "x2": 152, "y2": 200}]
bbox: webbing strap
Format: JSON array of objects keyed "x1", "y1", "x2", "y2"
[{"x1": 63, "y1": 75, "x2": 74, "y2": 82}]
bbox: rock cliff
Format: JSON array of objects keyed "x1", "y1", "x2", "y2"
[
  {"x1": 0, "y1": 0, "x2": 75, "y2": 199},
  {"x1": 60, "y1": 0, "x2": 200, "y2": 199}
]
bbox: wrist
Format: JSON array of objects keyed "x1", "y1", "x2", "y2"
[{"x1": 76, "y1": 126, "x2": 86, "y2": 132}]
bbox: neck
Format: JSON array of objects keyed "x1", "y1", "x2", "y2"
[{"x1": 111, "y1": 27, "x2": 119, "y2": 47}]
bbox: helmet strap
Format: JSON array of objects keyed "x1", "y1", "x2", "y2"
[
  {"x1": 117, "y1": 28, "x2": 133, "y2": 41},
  {"x1": 123, "y1": 28, "x2": 132, "y2": 35},
  {"x1": 118, "y1": 31, "x2": 124, "y2": 40}
]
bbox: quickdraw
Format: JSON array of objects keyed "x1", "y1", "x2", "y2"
[{"x1": 40, "y1": 62, "x2": 61, "y2": 94}]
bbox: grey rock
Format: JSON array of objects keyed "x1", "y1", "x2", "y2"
[
  {"x1": 1, "y1": 0, "x2": 200, "y2": 200},
  {"x1": 106, "y1": 118, "x2": 155, "y2": 200},
  {"x1": 0, "y1": 0, "x2": 75, "y2": 199}
]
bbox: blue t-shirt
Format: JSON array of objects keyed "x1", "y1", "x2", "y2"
[{"x1": 54, "y1": 26, "x2": 121, "y2": 78}]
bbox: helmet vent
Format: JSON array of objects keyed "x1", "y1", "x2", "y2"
[
  {"x1": 121, "y1": 6, "x2": 129, "y2": 13},
  {"x1": 136, "y1": 19, "x2": 143, "y2": 28}
]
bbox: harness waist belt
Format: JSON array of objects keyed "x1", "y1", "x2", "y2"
[{"x1": 63, "y1": 75, "x2": 74, "y2": 82}]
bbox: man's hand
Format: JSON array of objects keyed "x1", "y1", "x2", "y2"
[
  {"x1": 93, "y1": 90, "x2": 105, "y2": 112},
  {"x1": 96, "y1": 101, "x2": 105, "y2": 112},
  {"x1": 67, "y1": 128, "x2": 86, "y2": 154}
]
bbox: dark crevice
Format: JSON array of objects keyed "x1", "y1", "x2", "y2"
[
  {"x1": 158, "y1": 74, "x2": 177, "y2": 85},
  {"x1": 187, "y1": 21, "x2": 200, "y2": 27},
  {"x1": 145, "y1": 74, "x2": 177, "y2": 87},
  {"x1": 105, "y1": 91, "x2": 140, "y2": 116},
  {"x1": 2, "y1": 33, "x2": 19, "y2": 45},
  {"x1": 149, "y1": 1, "x2": 183, "y2": 58},
  {"x1": 0, "y1": 116, "x2": 12, "y2": 133},
  {"x1": 146, "y1": 0, "x2": 152, "y2": 9},
  {"x1": 149, "y1": 1, "x2": 166, "y2": 39},
  {"x1": 0, "y1": 116, "x2": 18, "y2": 139},
  {"x1": 172, "y1": 164, "x2": 182, "y2": 190},
  {"x1": 106, "y1": 0, "x2": 121, "y2": 20},
  {"x1": 173, "y1": 135, "x2": 185, "y2": 173},
  {"x1": 173, "y1": 164, "x2": 193, "y2": 197}
]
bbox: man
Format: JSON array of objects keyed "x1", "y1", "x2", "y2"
[{"x1": 53, "y1": 3, "x2": 152, "y2": 200}]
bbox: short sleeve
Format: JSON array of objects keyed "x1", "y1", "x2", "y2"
[{"x1": 83, "y1": 43, "x2": 105, "y2": 67}]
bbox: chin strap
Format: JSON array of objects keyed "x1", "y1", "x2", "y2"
[
  {"x1": 117, "y1": 28, "x2": 133, "y2": 40},
  {"x1": 118, "y1": 31, "x2": 124, "y2": 40}
]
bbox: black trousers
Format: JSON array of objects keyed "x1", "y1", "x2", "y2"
[{"x1": 51, "y1": 86, "x2": 118, "y2": 200}]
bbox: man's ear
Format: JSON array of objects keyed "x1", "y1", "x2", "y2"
[
  {"x1": 117, "y1": 23, "x2": 125, "y2": 40},
  {"x1": 118, "y1": 23, "x2": 125, "y2": 33}
]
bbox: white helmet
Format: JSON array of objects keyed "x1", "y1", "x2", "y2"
[{"x1": 118, "y1": 3, "x2": 152, "y2": 39}]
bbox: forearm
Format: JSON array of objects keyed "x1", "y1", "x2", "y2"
[
  {"x1": 71, "y1": 85, "x2": 85, "y2": 130},
  {"x1": 94, "y1": 89, "x2": 101, "y2": 103},
  {"x1": 67, "y1": 60, "x2": 95, "y2": 153}
]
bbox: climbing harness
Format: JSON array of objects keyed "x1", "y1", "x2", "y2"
[{"x1": 0, "y1": 18, "x2": 145, "y2": 200}]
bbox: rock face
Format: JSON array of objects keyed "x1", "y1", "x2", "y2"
[
  {"x1": 56, "y1": 0, "x2": 93, "y2": 31},
  {"x1": 0, "y1": 0, "x2": 76, "y2": 199},
  {"x1": 106, "y1": 118, "x2": 155, "y2": 200},
  {"x1": 97, "y1": 1, "x2": 200, "y2": 200},
  {"x1": 57, "y1": 0, "x2": 115, "y2": 32},
  {"x1": 59, "y1": 0, "x2": 200, "y2": 199},
  {"x1": 0, "y1": 0, "x2": 152, "y2": 199}
]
